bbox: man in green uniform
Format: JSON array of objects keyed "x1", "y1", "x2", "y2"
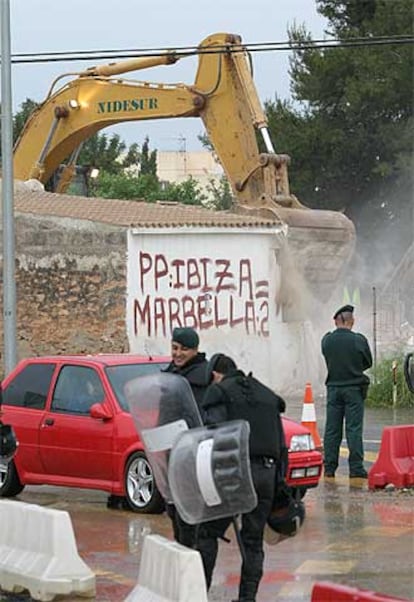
[{"x1": 321, "y1": 304, "x2": 373, "y2": 478}]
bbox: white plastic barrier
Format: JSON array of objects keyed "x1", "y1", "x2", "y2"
[
  {"x1": 125, "y1": 534, "x2": 208, "y2": 602},
  {"x1": 0, "y1": 500, "x2": 95, "y2": 602}
]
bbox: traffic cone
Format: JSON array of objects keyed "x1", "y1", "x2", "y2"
[{"x1": 301, "y1": 382, "x2": 322, "y2": 450}]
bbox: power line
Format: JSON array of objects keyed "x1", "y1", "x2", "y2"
[
  {"x1": 10, "y1": 34, "x2": 412, "y2": 57},
  {"x1": 8, "y1": 35, "x2": 414, "y2": 65}
]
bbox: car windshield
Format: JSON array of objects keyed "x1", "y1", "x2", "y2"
[{"x1": 105, "y1": 362, "x2": 169, "y2": 411}]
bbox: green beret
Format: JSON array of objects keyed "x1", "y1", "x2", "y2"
[
  {"x1": 333, "y1": 304, "x2": 354, "y2": 319},
  {"x1": 172, "y1": 327, "x2": 199, "y2": 349}
]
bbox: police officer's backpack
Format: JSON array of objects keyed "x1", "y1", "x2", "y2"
[{"x1": 214, "y1": 368, "x2": 288, "y2": 475}]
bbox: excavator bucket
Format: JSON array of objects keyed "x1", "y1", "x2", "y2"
[
  {"x1": 233, "y1": 201, "x2": 355, "y2": 313},
  {"x1": 276, "y1": 206, "x2": 355, "y2": 305}
]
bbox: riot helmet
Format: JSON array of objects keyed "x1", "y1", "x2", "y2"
[
  {"x1": 0, "y1": 422, "x2": 18, "y2": 463},
  {"x1": 205, "y1": 353, "x2": 225, "y2": 384},
  {"x1": 267, "y1": 497, "x2": 305, "y2": 536}
]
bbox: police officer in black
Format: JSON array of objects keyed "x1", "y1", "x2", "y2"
[
  {"x1": 322, "y1": 304, "x2": 373, "y2": 478},
  {"x1": 163, "y1": 327, "x2": 209, "y2": 548},
  {"x1": 197, "y1": 354, "x2": 286, "y2": 602},
  {"x1": 163, "y1": 327, "x2": 209, "y2": 409}
]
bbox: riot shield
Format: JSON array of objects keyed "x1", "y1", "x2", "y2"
[
  {"x1": 124, "y1": 372, "x2": 203, "y2": 503},
  {"x1": 168, "y1": 420, "x2": 258, "y2": 524}
]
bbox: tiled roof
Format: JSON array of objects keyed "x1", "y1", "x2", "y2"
[{"x1": 14, "y1": 189, "x2": 279, "y2": 229}]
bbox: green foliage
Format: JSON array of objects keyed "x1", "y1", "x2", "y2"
[
  {"x1": 13, "y1": 98, "x2": 40, "y2": 143},
  {"x1": 366, "y1": 353, "x2": 414, "y2": 408},
  {"x1": 198, "y1": 132, "x2": 213, "y2": 152},
  {"x1": 264, "y1": 98, "x2": 329, "y2": 207},
  {"x1": 156, "y1": 177, "x2": 207, "y2": 205},
  {"x1": 93, "y1": 170, "x2": 207, "y2": 205},
  {"x1": 0, "y1": 98, "x2": 40, "y2": 162},
  {"x1": 140, "y1": 136, "x2": 157, "y2": 176},
  {"x1": 79, "y1": 134, "x2": 157, "y2": 194},
  {"x1": 78, "y1": 133, "x2": 127, "y2": 175},
  {"x1": 264, "y1": 0, "x2": 414, "y2": 276},
  {"x1": 274, "y1": 0, "x2": 414, "y2": 213},
  {"x1": 205, "y1": 176, "x2": 234, "y2": 210},
  {"x1": 121, "y1": 142, "x2": 140, "y2": 169},
  {"x1": 93, "y1": 171, "x2": 158, "y2": 200}
]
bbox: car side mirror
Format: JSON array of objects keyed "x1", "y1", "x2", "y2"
[
  {"x1": 404, "y1": 353, "x2": 414, "y2": 393},
  {"x1": 90, "y1": 403, "x2": 113, "y2": 421}
]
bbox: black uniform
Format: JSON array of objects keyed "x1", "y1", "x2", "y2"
[
  {"x1": 197, "y1": 369, "x2": 285, "y2": 602},
  {"x1": 164, "y1": 352, "x2": 209, "y2": 409},
  {"x1": 163, "y1": 352, "x2": 209, "y2": 547}
]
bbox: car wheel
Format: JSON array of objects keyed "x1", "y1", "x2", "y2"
[
  {"x1": 124, "y1": 451, "x2": 164, "y2": 514},
  {"x1": 0, "y1": 459, "x2": 25, "y2": 497}
]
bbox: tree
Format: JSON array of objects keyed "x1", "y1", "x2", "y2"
[
  {"x1": 158, "y1": 176, "x2": 207, "y2": 205},
  {"x1": 140, "y1": 136, "x2": 157, "y2": 175},
  {"x1": 93, "y1": 171, "x2": 159, "y2": 200},
  {"x1": 121, "y1": 142, "x2": 140, "y2": 171},
  {"x1": 78, "y1": 133, "x2": 127, "y2": 175},
  {"x1": 13, "y1": 98, "x2": 40, "y2": 144},
  {"x1": 264, "y1": 0, "x2": 413, "y2": 276},
  {"x1": 0, "y1": 98, "x2": 40, "y2": 162},
  {"x1": 205, "y1": 176, "x2": 234, "y2": 211},
  {"x1": 197, "y1": 133, "x2": 236, "y2": 211},
  {"x1": 93, "y1": 170, "x2": 207, "y2": 206}
]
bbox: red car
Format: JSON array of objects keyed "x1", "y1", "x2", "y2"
[{"x1": 0, "y1": 355, "x2": 322, "y2": 513}]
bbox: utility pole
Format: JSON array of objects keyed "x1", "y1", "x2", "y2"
[
  {"x1": 178, "y1": 135, "x2": 187, "y2": 177},
  {"x1": 1, "y1": 0, "x2": 18, "y2": 373},
  {"x1": 372, "y1": 286, "x2": 377, "y2": 384}
]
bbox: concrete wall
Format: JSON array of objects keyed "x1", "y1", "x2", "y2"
[
  {"x1": 0, "y1": 214, "x2": 128, "y2": 370},
  {"x1": 0, "y1": 215, "x2": 323, "y2": 392},
  {"x1": 127, "y1": 228, "x2": 322, "y2": 392}
]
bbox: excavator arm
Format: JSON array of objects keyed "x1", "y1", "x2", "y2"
[
  {"x1": 14, "y1": 73, "x2": 199, "y2": 185},
  {"x1": 13, "y1": 32, "x2": 355, "y2": 304},
  {"x1": 14, "y1": 33, "x2": 293, "y2": 207}
]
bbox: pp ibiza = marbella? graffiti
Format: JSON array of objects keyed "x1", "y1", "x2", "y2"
[{"x1": 133, "y1": 252, "x2": 270, "y2": 338}]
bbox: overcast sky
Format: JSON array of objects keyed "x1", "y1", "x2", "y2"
[{"x1": 9, "y1": 0, "x2": 328, "y2": 151}]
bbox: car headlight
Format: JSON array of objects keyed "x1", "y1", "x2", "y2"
[{"x1": 289, "y1": 434, "x2": 315, "y2": 452}]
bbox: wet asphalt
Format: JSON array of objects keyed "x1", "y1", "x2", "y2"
[{"x1": 0, "y1": 396, "x2": 413, "y2": 602}]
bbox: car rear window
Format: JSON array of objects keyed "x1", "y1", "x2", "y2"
[
  {"x1": 106, "y1": 362, "x2": 169, "y2": 411},
  {"x1": 3, "y1": 363, "x2": 56, "y2": 409}
]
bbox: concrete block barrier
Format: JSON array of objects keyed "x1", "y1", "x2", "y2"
[
  {"x1": 311, "y1": 581, "x2": 411, "y2": 601},
  {"x1": 368, "y1": 424, "x2": 414, "y2": 489},
  {"x1": 0, "y1": 500, "x2": 95, "y2": 602},
  {"x1": 124, "y1": 534, "x2": 208, "y2": 602}
]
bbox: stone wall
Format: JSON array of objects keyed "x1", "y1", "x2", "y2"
[{"x1": 0, "y1": 214, "x2": 129, "y2": 372}]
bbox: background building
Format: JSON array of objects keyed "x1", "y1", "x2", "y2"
[{"x1": 157, "y1": 150, "x2": 224, "y2": 198}]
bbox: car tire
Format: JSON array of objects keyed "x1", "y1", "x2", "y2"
[
  {"x1": 124, "y1": 451, "x2": 164, "y2": 514},
  {"x1": 0, "y1": 460, "x2": 25, "y2": 497}
]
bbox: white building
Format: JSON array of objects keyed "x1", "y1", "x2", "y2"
[{"x1": 157, "y1": 151, "x2": 224, "y2": 196}]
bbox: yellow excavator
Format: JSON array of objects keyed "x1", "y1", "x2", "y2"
[{"x1": 13, "y1": 32, "x2": 355, "y2": 304}]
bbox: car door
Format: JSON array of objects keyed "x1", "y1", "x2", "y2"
[
  {"x1": 2, "y1": 362, "x2": 56, "y2": 477},
  {"x1": 38, "y1": 364, "x2": 115, "y2": 483}
]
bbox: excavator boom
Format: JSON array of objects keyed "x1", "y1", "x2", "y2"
[{"x1": 13, "y1": 32, "x2": 355, "y2": 304}]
